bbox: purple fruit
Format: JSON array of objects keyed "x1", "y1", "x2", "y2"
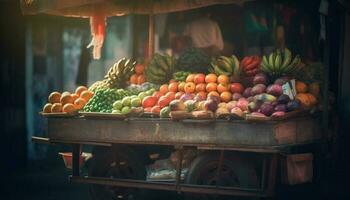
[
  {"x1": 266, "y1": 84, "x2": 283, "y2": 96},
  {"x1": 180, "y1": 93, "x2": 194, "y2": 102},
  {"x1": 277, "y1": 94, "x2": 290, "y2": 104},
  {"x1": 272, "y1": 111, "x2": 286, "y2": 117},
  {"x1": 194, "y1": 94, "x2": 206, "y2": 102},
  {"x1": 247, "y1": 96, "x2": 255, "y2": 102},
  {"x1": 232, "y1": 93, "x2": 242, "y2": 101},
  {"x1": 252, "y1": 84, "x2": 267, "y2": 95},
  {"x1": 274, "y1": 77, "x2": 290, "y2": 86},
  {"x1": 253, "y1": 73, "x2": 268, "y2": 85},
  {"x1": 243, "y1": 87, "x2": 253, "y2": 98},
  {"x1": 274, "y1": 104, "x2": 287, "y2": 112},
  {"x1": 260, "y1": 103, "x2": 274, "y2": 116},
  {"x1": 204, "y1": 100, "x2": 218, "y2": 112},
  {"x1": 237, "y1": 98, "x2": 249, "y2": 111},
  {"x1": 207, "y1": 95, "x2": 220, "y2": 103}
]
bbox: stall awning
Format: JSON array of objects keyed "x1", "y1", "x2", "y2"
[{"x1": 20, "y1": 0, "x2": 249, "y2": 17}]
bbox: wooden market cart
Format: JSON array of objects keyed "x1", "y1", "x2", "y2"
[{"x1": 22, "y1": 0, "x2": 332, "y2": 199}]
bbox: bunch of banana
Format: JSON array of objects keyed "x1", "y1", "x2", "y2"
[
  {"x1": 105, "y1": 57, "x2": 136, "y2": 89},
  {"x1": 209, "y1": 55, "x2": 241, "y2": 77},
  {"x1": 173, "y1": 71, "x2": 191, "y2": 82},
  {"x1": 261, "y1": 48, "x2": 301, "y2": 77},
  {"x1": 146, "y1": 53, "x2": 176, "y2": 84}
]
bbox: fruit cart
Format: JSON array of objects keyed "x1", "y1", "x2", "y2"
[{"x1": 23, "y1": 0, "x2": 333, "y2": 199}]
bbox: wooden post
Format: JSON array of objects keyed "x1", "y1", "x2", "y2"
[{"x1": 148, "y1": 13, "x2": 155, "y2": 60}]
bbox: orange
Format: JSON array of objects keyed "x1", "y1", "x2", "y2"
[
  {"x1": 48, "y1": 92, "x2": 61, "y2": 104},
  {"x1": 296, "y1": 81, "x2": 307, "y2": 93},
  {"x1": 43, "y1": 103, "x2": 52, "y2": 113},
  {"x1": 75, "y1": 86, "x2": 87, "y2": 96},
  {"x1": 205, "y1": 73, "x2": 217, "y2": 83},
  {"x1": 195, "y1": 83, "x2": 206, "y2": 92},
  {"x1": 169, "y1": 79, "x2": 176, "y2": 83},
  {"x1": 208, "y1": 91, "x2": 220, "y2": 97},
  {"x1": 175, "y1": 91, "x2": 184, "y2": 99},
  {"x1": 159, "y1": 84, "x2": 169, "y2": 94},
  {"x1": 220, "y1": 91, "x2": 232, "y2": 103},
  {"x1": 165, "y1": 91, "x2": 176, "y2": 101},
  {"x1": 206, "y1": 82, "x2": 218, "y2": 92},
  {"x1": 51, "y1": 103, "x2": 63, "y2": 113},
  {"x1": 178, "y1": 82, "x2": 186, "y2": 92},
  {"x1": 63, "y1": 103, "x2": 76, "y2": 113},
  {"x1": 60, "y1": 94, "x2": 74, "y2": 105},
  {"x1": 194, "y1": 73, "x2": 205, "y2": 84},
  {"x1": 135, "y1": 64, "x2": 145, "y2": 75},
  {"x1": 137, "y1": 74, "x2": 146, "y2": 85},
  {"x1": 184, "y1": 82, "x2": 196, "y2": 93},
  {"x1": 130, "y1": 74, "x2": 138, "y2": 84},
  {"x1": 74, "y1": 98, "x2": 87, "y2": 110},
  {"x1": 80, "y1": 90, "x2": 94, "y2": 101},
  {"x1": 71, "y1": 94, "x2": 79, "y2": 103},
  {"x1": 62, "y1": 91, "x2": 71, "y2": 96},
  {"x1": 217, "y1": 75, "x2": 229, "y2": 84},
  {"x1": 168, "y1": 82, "x2": 178, "y2": 92},
  {"x1": 217, "y1": 83, "x2": 229, "y2": 94},
  {"x1": 197, "y1": 91, "x2": 207, "y2": 99},
  {"x1": 186, "y1": 74, "x2": 195, "y2": 82}
]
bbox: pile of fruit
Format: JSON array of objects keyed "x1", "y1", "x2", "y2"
[
  {"x1": 42, "y1": 86, "x2": 93, "y2": 114},
  {"x1": 129, "y1": 63, "x2": 146, "y2": 85}
]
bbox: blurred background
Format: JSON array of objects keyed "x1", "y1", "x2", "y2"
[{"x1": 1, "y1": 0, "x2": 350, "y2": 199}]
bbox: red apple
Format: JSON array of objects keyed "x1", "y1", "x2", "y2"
[{"x1": 194, "y1": 73, "x2": 205, "y2": 84}]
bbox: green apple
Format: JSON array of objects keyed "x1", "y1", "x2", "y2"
[
  {"x1": 145, "y1": 89, "x2": 154, "y2": 96},
  {"x1": 121, "y1": 106, "x2": 131, "y2": 114},
  {"x1": 113, "y1": 100, "x2": 123, "y2": 110},
  {"x1": 138, "y1": 92, "x2": 147, "y2": 100},
  {"x1": 121, "y1": 97, "x2": 131, "y2": 107},
  {"x1": 131, "y1": 98, "x2": 141, "y2": 107},
  {"x1": 112, "y1": 109, "x2": 121, "y2": 114}
]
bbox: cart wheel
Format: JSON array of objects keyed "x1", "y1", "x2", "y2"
[
  {"x1": 88, "y1": 146, "x2": 146, "y2": 200},
  {"x1": 185, "y1": 152, "x2": 259, "y2": 200}
]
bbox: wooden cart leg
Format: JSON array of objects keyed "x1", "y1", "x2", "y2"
[
  {"x1": 72, "y1": 144, "x2": 81, "y2": 177},
  {"x1": 175, "y1": 147, "x2": 184, "y2": 192},
  {"x1": 266, "y1": 154, "x2": 278, "y2": 197}
]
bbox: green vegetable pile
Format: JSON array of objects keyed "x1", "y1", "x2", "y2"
[{"x1": 83, "y1": 88, "x2": 130, "y2": 113}]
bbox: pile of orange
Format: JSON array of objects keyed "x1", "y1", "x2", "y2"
[
  {"x1": 43, "y1": 86, "x2": 93, "y2": 114},
  {"x1": 129, "y1": 64, "x2": 146, "y2": 85}
]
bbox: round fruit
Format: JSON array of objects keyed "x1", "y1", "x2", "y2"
[
  {"x1": 75, "y1": 86, "x2": 88, "y2": 96},
  {"x1": 43, "y1": 103, "x2": 52, "y2": 113},
  {"x1": 217, "y1": 83, "x2": 229, "y2": 94},
  {"x1": 184, "y1": 82, "x2": 196, "y2": 93},
  {"x1": 296, "y1": 81, "x2": 308, "y2": 93},
  {"x1": 63, "y1": 103, "x2": 76, "y2": 113},
  {"x1": 186, "y1": 74, "x2": 195, "y2": 82},
  {"x1": 151, "y1": 105, "x2": 161, "y2": 114},
  {"x1": 205, "y1": 73, "x2": 217, "y2": 83},
  {"x1": 137, "y1": 74, "x2": 146, "y2": 85},
  {"x1": 112, "y1": 110, "x2": 121, "y2": 114},
  {"x1": 195, "y1": 83, "x2": 206, "y2": 92},
  {"x1": 135, "y1": 64, "x2": 145, "y2": 75},
  {"x1": 142, "y1": 96, "x2": 157, "y2": 108},
  {"x1": 48, "y1": 92, "x2": 61, "y2": 104},
  {"x1": 51, "y1": 103, "x2": 63, "y2": 113},
  {"x1": 138, "y1": 92, "x2": 147, "y2": 101},
  {"x1": 207, "y1": 91, "x2": 220, "y2": 97},
  {"x1": 144, "y1": 107, "x2": 152, "y2": 112},
  {"x1": 122, "y1": 96, "x2": 132, "y2": 107},
  {"x1": 158, "y1": 96, "x2": 171, "y2": 108},
  {"x1": 165, "y1": 92, "x2": 176, "y2": 101},
  {"x1": 121, "y1": 106, "x2": 131, "y2": 115},
  {"x1": 206, "y1": 82, "x2": 217, "y2": 92},
  {"x1": 175, "y1": 92, "x2": 184, "y2": 99},
  {"x1": 80, "y1": 90, "x2": 94, "y2": 101},
  {"x1": 62, "y1": 91, "x2": 71, "y2": 96},
  {"x1": 169, "y1": 79, "x2": 176, "y2": 83},
  {"x1": 220, "y1": 91, "x2": 232, "y2": 103},
  {"x1": 113, "y1": 100, "x2": 123, "y2": 110},
  {"x1": 71, "y1": 94, "x2": 79, "y2": 102},
  {"x1": 74, "y1": 98, "x2": 87, "y2": 110},
  {"x1": 159, "y1": 84, "x2": 169, "y2": 94},
  {"x1": 197, "y1": 91, "x2": 207, "y2": 99},
  {"x1": 152, "y1": 91, "x2": 162, "y2": 100},
  {"x1": 130, "y1": 74, "x2": 138, "y2": 84},
  {"x1": 168, "y1": 82, "x2": 178, "y2": 92},
  {"x1": 230, "y1": 83, "x2": 244, "y2": 94},
  {"x1": 194, "y1": 73, "x2": 205, "y2": 84},
  {"x1": 178, "y1": 82, "x2": 186, "y2": 92},
  {"x1": 60, "y1": 94, "x2": 74, "y2": 105},
  {"x1": 131, "y1": 98, "x2": 142, "y2": 107},
  {"x1": 217, "y1": 75, "x2": 229, "y2": 84}
]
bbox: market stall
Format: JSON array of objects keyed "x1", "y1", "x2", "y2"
[{"x1": 23, "y1": 0, "x2": 331, "y2": 199}]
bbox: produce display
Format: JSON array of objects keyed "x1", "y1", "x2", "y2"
[
  {"x1": 42, "y1": 47, "x2": 322, "y2": 121},
  {"x1": 177, "y1": 48, "x2": 210, "y2": 73}
]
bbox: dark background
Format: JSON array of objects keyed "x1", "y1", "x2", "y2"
[{"x1": 1, "y1": 0, "x2": 350, "y2": 199}]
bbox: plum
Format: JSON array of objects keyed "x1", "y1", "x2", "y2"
[
  {"x1": 277, "y1": 94, "x2": 290, "y2": 104},
  {"x1": 253, "y1": 73, "x2": 268, "y2": 85},
  {"x1": 260, "y1": 103, "x2": 274, "y2": 116},
  {"x1": 204, "y1": 100, "x2": 218, "y2": 112},
  {"x1": 266, "y1": 84, "x2": 283, "y2": 96},
  {"x1": 231, "y1": 93, "x2": 242, "y2": 101},
  {"x1": 243, "y1": 87, "x2": 253, "y2": 98},
  {"x1": 274, "y1": 104, "x2": 287, "y2": 112},
  {"x1": 252, "y1": 84, "x2": 267, "y2": 95}
]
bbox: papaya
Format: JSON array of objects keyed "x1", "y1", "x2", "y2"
[
  {"x1": 296, "y1": 81, "x2": 308, "y2": 93},
  {"x1": 306, "y1": 93, "x2": 317, "y2": 105},
  {"x1": 296, "y1": 93, "x2": 311, "y2": 107}
]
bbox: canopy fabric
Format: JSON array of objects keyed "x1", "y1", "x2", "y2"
[{"x1": 20, "y1": 0, "x2": 249, "y2": 17}]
